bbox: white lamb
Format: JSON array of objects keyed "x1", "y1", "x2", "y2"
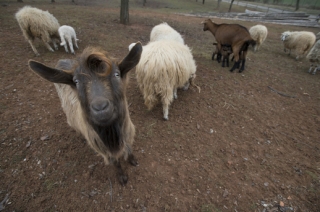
[
  {"x1": 15, "y1": 5, "x2": 60, "y2": 56},
  {"x1": 131, "y1": 40, "x2": 197, "y2": 120},
  {"x1": 306, "y1": 32, "x2": 320, "y2": 75},
  {"x1": 58, "y1": 25, "x2": 79, "y2": 54},
  {"x1": 150, "y1": 22, "x2": 185, "y2": 44},
  {"x1": 249, "y1": 24, "x2": 268, "y2": 52},
  {"x1": 280, "y1": 31, "x2": 316, "y2": 60}
]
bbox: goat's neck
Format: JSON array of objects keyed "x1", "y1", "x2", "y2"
[
  {"x1": 207, "y1": 22, "x2": 218, "y2": 35},
  {"x1": 93, "y1": 122, "x2": 124, "y2": 153}
]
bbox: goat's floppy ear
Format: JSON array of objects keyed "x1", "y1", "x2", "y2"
[
  {"x1": 119, "y1": 42, "x2": 142, "y2": 77},
  {"x1": 28, "y1": 60, "x2": 74, "y2": 85}
]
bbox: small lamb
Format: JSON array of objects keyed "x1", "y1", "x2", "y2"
[{"x1": 58, "y1": 25, "x2": 79, "y2": 54}]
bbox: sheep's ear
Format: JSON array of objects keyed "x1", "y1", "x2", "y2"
[
  {"x1": 118, "y1": 42, "x2": 142, "y2": 77},
  {"x1": 28, "y1": 60, "x2": 75, "y2": 85}
]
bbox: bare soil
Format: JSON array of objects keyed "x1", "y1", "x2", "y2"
[{"x1": 0, "y1": 1, "x2": 319, "y2": 212}]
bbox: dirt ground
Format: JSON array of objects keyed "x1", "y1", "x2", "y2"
[{"x1": 0, "y1": 1, "x2": 319, "y2": 212}]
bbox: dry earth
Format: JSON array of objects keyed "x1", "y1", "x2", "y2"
[{"x1": 0, "y1": 1, "x2": 319, "y2": 212}]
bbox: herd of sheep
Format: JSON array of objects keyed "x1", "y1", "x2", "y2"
[{"x1": 14, "y1": 5, "x2": 320, "y2": 185}]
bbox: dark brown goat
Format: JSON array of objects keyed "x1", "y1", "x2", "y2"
[
  {"x1": 28, "y1": 43, "x2": 143, "y2": 185},
  {"x1": 202, "y1": 19, "x2": 256, "y2": 72}
]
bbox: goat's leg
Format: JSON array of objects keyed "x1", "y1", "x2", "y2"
[
  {"x1": 226, "y1": 55, "x2": 229, "y2": 67},
  {"x1": 114, "y1": 159, "x2": 128, "y2": 185},
  {"x1": 221, "y1": 56, "x2": 226, "y2": 67},
  {"x1": 239, "y1": 51, "x2": 247, "y2": 73},
  {"x1": 217, "y1": 52, "x2": 222, "y2": 63},
  {"x1": 127, "y1": 153, "x2": 138, "y2": 166},
  {"x1": 230, "y1": 49, "x2": 240, "y2": 72},
  {"x1": 211, "y1": 52, "x2": 215, "y2": 60}
]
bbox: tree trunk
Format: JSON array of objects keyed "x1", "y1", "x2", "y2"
[
  {"x1": 143, "y1": 0, "x2": 146, "y2": 6},
  {"x1": 228, "y1": 0, "x2": 235, "y2": 12},
  {"x1": 217, "y1": 0, "x2": 221, "y2": 10},
  {"x1": 51, "y1": 0, "x2": 55, "y2": 2},
  {"x1": 202, "y1": 0, "x2": 205, "y2": 4},
  {"x1": 17, "y1": 0, "x2": 23, "y2": 2},
  {"x1": 295, "y1": 0, "x2": 300, "y2": 11},
  {"x1": 120, "y1": 0, "x2": 129, "y2": 25}
]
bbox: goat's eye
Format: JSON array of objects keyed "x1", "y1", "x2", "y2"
[
  {"x1": 114, "y1": 72, "x2": 120, "y2": 77},
  {"x1": 73, "y1": 78, "x2": 79, "y2": 84}
]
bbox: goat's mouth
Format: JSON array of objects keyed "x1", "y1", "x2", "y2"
[{"x1": 90, "y1": 108, "x2": 118, "y2": 127}]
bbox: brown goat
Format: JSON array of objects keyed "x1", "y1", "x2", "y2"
[
  {"x1": 28, "y1": 43, "x2": 143, "y2": 185},
  {"x1": 202, "y1": 19, "x2": 256, "y2": 73}
]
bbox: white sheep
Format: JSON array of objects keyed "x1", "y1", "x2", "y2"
[
  {"x1": 15, "y1": 6, "x2": 60, "y2": 56},
  {"x1": 132, "y1": 40, "x2": 197, "y2": 120},
  {"x1": 306, "y1": 32, "x2": 320, "y2": 75},
  {"x1": 280, "y1": 31, "x2": 316, "y2": 60},
  {"x1": 249, "y1": 24, "x2": 268, "y2": 52},
  {"x1": 58, "y1": 25, "x2": 79, "y2": 54},
  {"x1": 150, "y1": 22, "x2": 184, "y2": 44}
]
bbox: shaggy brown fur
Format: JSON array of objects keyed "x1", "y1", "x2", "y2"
[{"x1": 28, "y1": 43, "x2": 143, "y2": 185}]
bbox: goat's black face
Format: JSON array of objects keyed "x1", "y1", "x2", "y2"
[
  {"x1": 28, "y1": 42, "x2": 143, "y2": 127},
  {"x1": 74, "y1": 57, "x2": 124, "y2": 127}
]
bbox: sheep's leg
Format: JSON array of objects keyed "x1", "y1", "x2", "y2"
[
  {"x1": 182, "y1": 81, "x2": 190, "y2": 91},
  {"x1": 312, "y1": 65, "x2": 319, "y2": 75},
  {"x1": 60, "y1": 36, "x2": 69, "y2": 53},
  {"x1": 163, "y1": 103, "x2": 169, "y2": 121},
  {"x1": 173, "y1": 88, "x2": 178, "y2": 99},
  {"x1": 114, "y1": 159, "x2": 128, "y2": 185},
  {"x1": 52, "y1": 38, "x2": 59, "y2": 50},
  {"x1": 67, "y1": 38, "x2": 75, "y2": 54},
  {"x1": 42, "y1": 32, "x2": 54, "y2": 52},
  {"x1": 161, "y1": 92, "x2": 172, "y2": 121},
  {"x1": 74, "y1": 38, "x2": 79, "y2": 49},
  {"x1": 27, "y1": 39, "x2": 40, "y2": 56},
  {"x1": 308, "y1": 64, "x2": 314, "y2": 73}
]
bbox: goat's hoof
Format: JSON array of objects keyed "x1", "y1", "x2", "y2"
[
  {"x1": 118, "y1": 174, "x2": 128, "y2": 186},
  {"x1": 163, "y1": 116, "x2": 169, "y2": 121},
  {"x1": 128, "y1": 155, "x2": 138, "y2": 166},
  {"x1": 239, "y1": 69, "x2": 244, "y2": 73},
  {"x1": 229, "y1": 69, "x2": 234, "y2": 72}
]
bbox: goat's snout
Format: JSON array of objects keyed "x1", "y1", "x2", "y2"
[{"x1": 91, "y1": 99, "x2": 109, "y2": 113}]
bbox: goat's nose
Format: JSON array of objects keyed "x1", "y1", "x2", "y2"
[{"x1": 91, "y1": 100, "x2": 109, "y2": 112}]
